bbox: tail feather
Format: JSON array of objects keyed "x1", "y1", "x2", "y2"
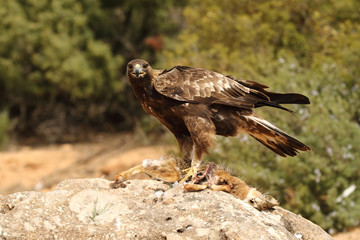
[
  {"x1": 243, "y1": 115, "x2": 310, "y2": 157},
  {"x1": 265, "y1": 92, "x2": 310, "y2": 105}
]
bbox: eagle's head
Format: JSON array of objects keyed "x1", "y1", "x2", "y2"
[{"x1": 127, "y1": 59, "x2": 151, "y2": 79}]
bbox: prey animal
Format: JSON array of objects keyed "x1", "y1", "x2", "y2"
[{"x1": 113, "y1": 156, "x2": 279, "y2": 211}]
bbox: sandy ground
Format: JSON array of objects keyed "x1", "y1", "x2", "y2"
[
  {"x1": 333, "y1": 227, "x2": 360, "y2": 240},
  {"x1": 0, "y1": 133, "x2": 175, "y2": 195},
  {"x1": 0, "y1": 133, "x2": 357, "y2": 239}
]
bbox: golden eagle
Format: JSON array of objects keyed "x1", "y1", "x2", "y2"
[{"x1": 126, "y1": 59, "x2": 310, "y2": 180}]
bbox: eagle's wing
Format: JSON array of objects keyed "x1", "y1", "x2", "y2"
[
  {"x1": 154, "y1": 66, "x2": 290, "y2": 111},
  {"x1": 232, "y1": 78, "x2": 310, "y2": 105}
]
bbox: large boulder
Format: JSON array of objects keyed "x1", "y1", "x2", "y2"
[{"x1": 0, "y1": 178, "x2": 332, "y2": 240}]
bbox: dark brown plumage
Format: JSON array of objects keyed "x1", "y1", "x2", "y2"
[{"x1": 126, "y1": 59, "x2": 310, "y2": 176}]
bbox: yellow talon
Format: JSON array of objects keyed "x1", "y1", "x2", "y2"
[{"x1": 180, "y1": 166, "x2": 198, "y2": 183}]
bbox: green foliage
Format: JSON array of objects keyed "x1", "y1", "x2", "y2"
[
  {"x1": 0, "y1": 0, "x2": 124, "y2": 139},
  {"x1": 97, "y1": 0, "x2": 184, "y2": 63},
  {"x1": 0, "y1": 0, "x2": 123, "y2": 101},
  {"x1": 160, "y1": 0, "x2": 360, "y2": 233},
  {"x1": 0, "y1": 0, "x2": 183, "y2": 141},
  {"x1": 0, "y1": 110, "x2": 10, "y2": 148}
]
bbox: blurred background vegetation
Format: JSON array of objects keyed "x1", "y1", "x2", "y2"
[{"x1": 0, "y1": 0, "x2": 359, "y2": 234}]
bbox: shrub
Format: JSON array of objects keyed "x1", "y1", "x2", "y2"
[
  {"x1": 159, "y1": 0, "x2": 360, "y2": 232},
  {"x1": 0, "y1": 110, "x2": 10, "y2": 148}
]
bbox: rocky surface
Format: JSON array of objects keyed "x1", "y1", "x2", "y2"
[{"x1": 0, "y1": 178, "x2": 332, "y2": 240}]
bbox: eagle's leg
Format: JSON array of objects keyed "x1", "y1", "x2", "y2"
[
  {"x1": 179, "y1": 114, "x2": 216, "y2": 183},
  {"x1": 176, "y1": 135, "x2": 194, "y2": 170},
  {"x1": 191, "y1": 134, "x2": 216, "y2": 182},
  {"x1": 177, "y1": 135, "x2": 206, "y2": 183},
  {"x1": 175, "y1": 134, "x2": 198, "y2": 183},
  {"x1": 177, "y1": 139, "x2": 201, "y2": 183}
]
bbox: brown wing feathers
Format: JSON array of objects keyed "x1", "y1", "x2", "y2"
[
  {"x1": 155, "y1": 66, "x2": 259, "y2": 109},
  {"x1": 154, "y1": 64, "x2": 310, "y2": 157},
  {"x1": 156, "y1": 67, "x2": 309, "y2": 112}
]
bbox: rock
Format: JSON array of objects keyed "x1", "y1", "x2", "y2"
[{"x1": 0, "y1": 178, "x2": 332, "y2": 240}]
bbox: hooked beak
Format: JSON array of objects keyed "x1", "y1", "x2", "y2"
[{"x1": 132, "y1": 64, "x2": 145, "y2": 78}]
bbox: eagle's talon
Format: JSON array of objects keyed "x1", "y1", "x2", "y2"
[{"x1": 180, "y1": 166, "x2": 198, "y2": 183}]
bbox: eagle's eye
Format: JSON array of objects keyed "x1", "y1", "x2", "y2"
[
  {"x1": 142, "y1": 63, "x2": 149, "y2": 69},
  {"x1": 127, "y1": 64, "x2": 133, "y2": 70}
]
